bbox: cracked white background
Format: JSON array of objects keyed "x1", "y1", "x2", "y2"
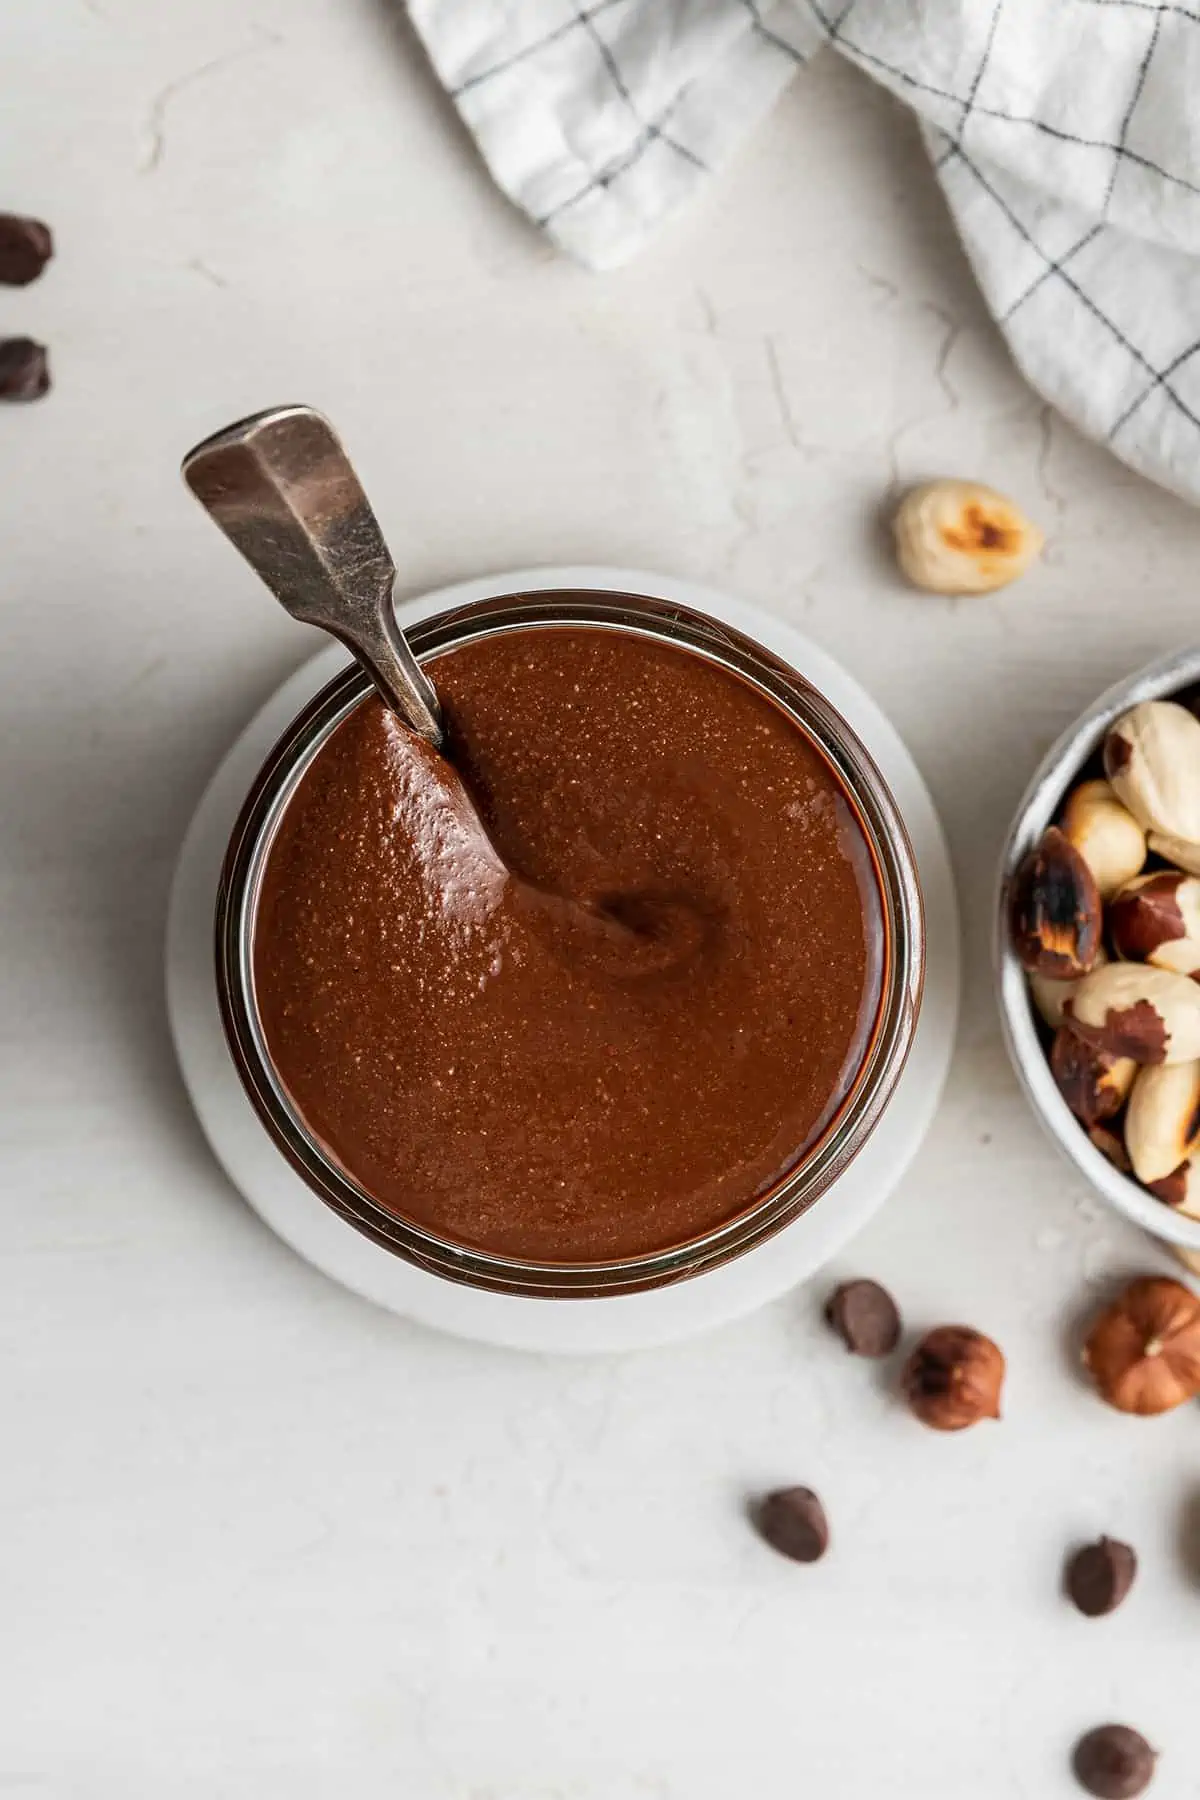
[{"x1": 3, "y1": 2, "x2": 1200, "y2": 1796}]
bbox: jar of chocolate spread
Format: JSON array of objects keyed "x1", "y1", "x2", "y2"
[{"x1": 217, "y1": 590, "x2": 924, "y2": 1297}]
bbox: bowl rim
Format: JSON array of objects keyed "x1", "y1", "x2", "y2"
[{"x1": 994, "y1": 642, "x2": 1200, "y2": 1250}]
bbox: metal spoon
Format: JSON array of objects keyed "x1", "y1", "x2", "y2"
[{"x1": 182, "y1": 405, "x2": 443, "y2": 747}]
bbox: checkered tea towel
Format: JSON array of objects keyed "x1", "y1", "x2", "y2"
[{"x1": 406, "y1": 0, "x2": 1200, "y2": 506}]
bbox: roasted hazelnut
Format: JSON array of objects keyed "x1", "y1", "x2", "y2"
[
  {"x1": 1029, "y1": 946, "x2": 1107, "y2": 1031},
  {"x1": 893, "y1": 479, "x2": 1043, "y2": 595},
  {"x1": 1082, "y1": 1275, "x2": 1200, "y2": 1414},
  {"x1": 1108, "y1": 871, "x2": 1200, "y2": 975},
  {"x1": 1124, "y1": 1062, "x2": 1200, "y2": 1185},
  {"x1": 1146, "y1": 829, "x2": 1200, "y2": 878},
  {"x1": 1010, "y1": 828, "x2": 1103, "y2": 979},
  {"x1": 902, "y1": 1325, "x2": 1005, "y2": 1430},
  {"x1": 1064, "y1": 963, "x2": 1200, "y2": 1065},
  {"x1": 1061, "y1": 780, "x2": 1146, "y2": 899},
  {"x1": 1050, "y1": 1028, "x2": 1136, "y2": 1128},
  {"x1": 1147, "y1": 1155, "x2": 1200, "y2": 1219},
  {"x1": 1089, "y1": 1124, "x2": 1134, "y2": 1174},
  {"x1": 1105, "y1": 701, "x2": 1200, "y2": 844}
]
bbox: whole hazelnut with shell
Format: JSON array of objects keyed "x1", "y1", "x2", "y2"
[
  {"x1": 1082, "y1": 1276, "x2": 1200, "y2": 1415},
  {"x1": 902, "y1": 1325, "x2": 1005, "y2": 1430}
]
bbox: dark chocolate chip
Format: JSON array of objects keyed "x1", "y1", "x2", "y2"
[
  {"x1": 1066, "y1": 1537, "x2": 1137, "y2": 1617},
  {"x1": 0, "y1": 338, "x2": 49, "y2": 402},
  {"x1": 755, "y1": 1487, "x2": 829, "y2": 1563},
  {"x1": 825, "y1": 1278, "x2": 901, "y2": 1357},
  {"x1": 1073, "y1": 1725, "x2": 1156, "y2": 1797},
  {"x1": 0, "y1": 214, "x2": 53, "y2": 285}
]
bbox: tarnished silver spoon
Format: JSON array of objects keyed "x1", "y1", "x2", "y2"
[{"x1": 182, "y1": 405, "x2": 443, "y2": 747}]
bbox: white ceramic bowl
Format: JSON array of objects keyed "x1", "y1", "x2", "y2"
[{"x1": 995, "y1": 644, "x2": 1200, "y2": 1251}]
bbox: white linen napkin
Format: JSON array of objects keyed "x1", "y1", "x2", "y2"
[{"x1": 406, "y1": 0, "x2": 1200, "y2": 506}]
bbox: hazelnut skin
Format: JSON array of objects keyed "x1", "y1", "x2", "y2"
[
  {"x1": 1010, "y1": 828, "x2": 1103, "y2": 980},
  {"x1": 1050, "y1": 1028, "x2": 1136, "y2": 1128},
  {"x1": 1082, "y1": 1276, "x2": 1200, "y2": 1415},
  {"x1": 1147, "y1": 1155, "x2": 1200, "y2": 1218},
  {"x1": 1064, "y1": 962, "x2": 1200, "y2": 1065},
  {"x1": 902, "y1": 1325, "x2": 1005, "y2": 1430},
  {"x1": 1108, "y1": 871, "x2": 1200, "y2": 975}
]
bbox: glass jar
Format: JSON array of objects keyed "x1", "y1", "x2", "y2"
[{"x1": 216, "y1": 590, "x2": 925, "y2": 1298}]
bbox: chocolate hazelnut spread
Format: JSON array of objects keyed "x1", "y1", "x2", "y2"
[{"x1": 254, "y1": 625, "x2": 885, "y2": 1263}]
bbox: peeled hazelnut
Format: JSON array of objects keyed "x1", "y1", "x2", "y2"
[
  {"x1": 1105, "y1": 701, "x2": 1200, "y2": 844},
  {"x1": 893, "y1": 479, "x2": 1043, "y2": 595},
  {"x1": 1124, "y1": 1062, "x2": 1200, "y2": 1184},
  {"x1": 1082, "y1": 1275, "x2": 1200, "y2": 1414},
  {"x1": 1147, "y1": 1155, "x2": 1200, "y2": 1219},
  {"x1": 1064, "y1": 963, "x2": 1200, "y2": 1065},
  {"x1": 1050, "y1": 1028, "x2": 1136, "y2": 1128},
  {"x1": 1147, "y1": 829, "x2": 1200, "y2": 878},
  {"x1": 1109, "y1": 871, "x2": 1200, "y2": 975},
  {"x1": 902, "y1": 1325, "x2": 1005, "y2": 1430},
  {"x1": 1010, "y1": 828, "x2": 1102, "y2": 979},
  {"x1": 1061, "y1": 780, "x2": 1147, "y2": 899},
  {"x1": 1029, "y1": 946, "x2": 1108, "y2": 1031}
]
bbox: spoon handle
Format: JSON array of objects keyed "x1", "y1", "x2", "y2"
[{"x1": 182, "y1": 405, "x2": 443, "y2": 746}]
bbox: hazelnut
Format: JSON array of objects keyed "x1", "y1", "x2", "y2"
[
  {"x1": 1124, "y1": 1061, "x2": 1200, "y2": 1184},
  {"x1": 1050, "y1": 1027, "x2": 1136, "y2": 1128},
  {"x1": 1029, "y1": 945, "x2": 1107, "y2": 1031},
  {"x1": 892, "y1": 479, "x2": 1043, "y2": 595},
  {"x1": 1061, "y1": 780, "x2": 1147, "y2": 900},
  {"x1": 1089, "y1": 1124, "x2": 1134, "y2": 1175},
  {"x1": 1082, "y1": 1275, "x2": 1200, "y2": 1414},
  {"x1": 1146, "y1": 1155, "x2": 1200, "y2": 1219},
  {"x1": 1108, "y1": 871, "x2": 1200, "y2": 975},
  {"x1": 901, "y1": 1325, "x2": 1005, "y2": 1430},
  {"x1": 1146, "y1": 829, "x2": 1200, "y2": 878},
  {"x1": 1064, "y1": 962, "x2": 1200, "y2": 1065},
  {"x1": 1104, "y1": 701, "x2": 1200, "y2": 844},
  {"x1": 1010, "y1": 828, "x2": 1103, "y2": 979}
]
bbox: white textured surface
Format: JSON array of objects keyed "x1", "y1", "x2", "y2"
[{"x1": 3, "y1": 3, "x2": 1199, "y2": 1796}]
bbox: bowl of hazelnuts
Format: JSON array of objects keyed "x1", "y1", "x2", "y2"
[{"x1": 997, "y1": 645, "x2": 1200, "y2": 1251}]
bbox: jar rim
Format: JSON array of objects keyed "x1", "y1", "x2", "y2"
[{"x1": 216, "y1": 590, "x2": 925, "y2": 1298}]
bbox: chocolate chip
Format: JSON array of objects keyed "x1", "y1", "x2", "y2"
[
  {"x1": 1073, "y1": 1725, "x2": 1156, "y2": 1797},
  {"x1": 0, "y1": 338, "x2": 49, "y2": 402},
  {"x1": 0, "y1": 214, "x2": 53, "y2": 286},
  {"x1": 755, "y1": 1487, "x2": 829, "y2": 1563},
  {"x1": 825, "y1": 1278, "x2": 901, "y2": 1356},
  {"x1": 1066, "y1": 1537, "x2": 1137, "y2": 1617}
]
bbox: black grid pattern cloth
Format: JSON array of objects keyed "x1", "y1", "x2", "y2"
[{"x1": 406, "y1": 0, "x2": 1200, "y2": 504}]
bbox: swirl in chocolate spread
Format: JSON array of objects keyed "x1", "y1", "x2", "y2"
[{"x1": 254, "y1": 625, "x2": 885, "y2": 1262}]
